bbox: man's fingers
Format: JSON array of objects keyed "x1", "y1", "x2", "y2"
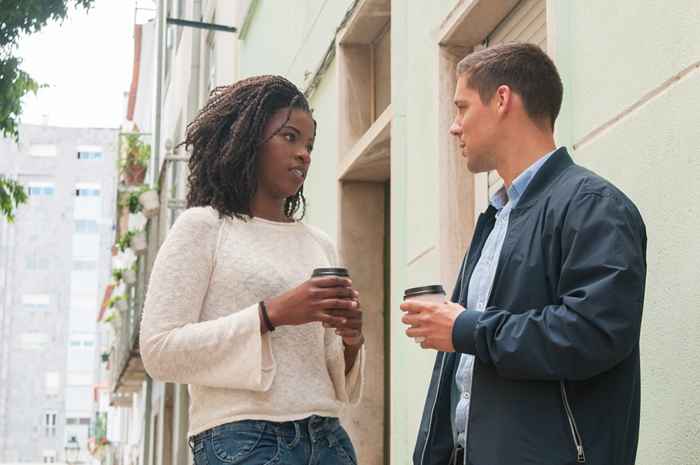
[
  {"x1": 405, "y1": 327, "x2": 428, "y2": 338},
  {"x1": 400, "y1": 300, "x2": 435, "y2": 313}
]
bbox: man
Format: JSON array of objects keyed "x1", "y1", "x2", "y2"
[{"x1": 401, "y1": 43, "x2": 647, "y2": 465}]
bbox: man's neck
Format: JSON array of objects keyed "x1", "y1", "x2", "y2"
[{"x1": 497, "y1": 135, "x2": 556, "y2": 188}]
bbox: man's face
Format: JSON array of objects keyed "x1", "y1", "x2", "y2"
[{"x1": 449, "y1": 73, "x2": 499, "y2": 173}]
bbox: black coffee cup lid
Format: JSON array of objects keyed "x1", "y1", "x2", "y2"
[
  {"x1": 312, "y1": 267, "x2": 350, "y2": 277},
  {"x1": 403, "y1": 285, "x2": 446, "y2": 299}
]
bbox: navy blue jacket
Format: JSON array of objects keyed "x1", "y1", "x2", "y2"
[{"x1": 413, "y1": 148, "x2": 647, "y2": 465}]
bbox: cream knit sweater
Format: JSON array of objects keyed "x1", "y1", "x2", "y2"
[{"x1": 140, "y1": 207, "x2": 364, "y2": 436}]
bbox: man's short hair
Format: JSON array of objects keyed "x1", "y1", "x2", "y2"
[{"x1": 457, "y1": 43, "x2": 563, "y2": 129}]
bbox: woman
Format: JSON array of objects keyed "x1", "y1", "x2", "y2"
[{"x1": 140, "y1": 75, "x2": 364, "y2": 465}]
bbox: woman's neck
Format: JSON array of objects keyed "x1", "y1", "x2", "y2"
[{"x1": 250, "y1": 195, "x2": 291, "y2": 222}]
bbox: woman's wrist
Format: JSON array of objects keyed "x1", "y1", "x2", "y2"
[
  {"x1": 264, "y1": 296, "x2": 284, "y2": 328},
  {"x1": 342, "y1": 334, "x2": 365, "y2": 349}
]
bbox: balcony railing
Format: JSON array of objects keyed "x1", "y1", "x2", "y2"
[{"x1": 110, "y1": 256, "x2": 146, "y2": 395}]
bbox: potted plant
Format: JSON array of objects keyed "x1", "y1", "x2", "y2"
[
  {"x1": 108, "y1": 294, "x2": 128, "y2": 312},
  {"x1": 112, "y1": 266, "x2": 137, "y2": 285},
  {"x1": 116, "y1": 230, "x2": 146, "y2": 255},
  {"x1": 119, "y1": 187, "x2": 144, "y2": 214},
  {"x1": 120, "y1": 133, "x2": 151, "y2": 186},
  {"x1": 111, "y1": 268, "x2": 125, "y2": 284},
  {"x1": 138, "y1": 188, "x2": 160, "y2": 218},
  {"x1": 123, "y1": 266, "x2": 137, "y2": 285},
  {"x1": 116, "y1": 230, "x2": 135, "y2": 253},
  {"x1": 131, "y1": 230, "x2": 147, "y2": 255}
]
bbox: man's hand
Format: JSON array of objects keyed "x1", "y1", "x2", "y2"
[{"x1": 400, "y1": 300, "x2": 465, "y2": 352}]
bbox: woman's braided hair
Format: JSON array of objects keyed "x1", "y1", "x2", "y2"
[{"x1": 183, "y1": 75, "x2": 314, "y2": 220}]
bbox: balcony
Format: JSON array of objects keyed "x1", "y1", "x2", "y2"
[{"x1": 109, "y1": 248, "x2": 148, "y2": 399}]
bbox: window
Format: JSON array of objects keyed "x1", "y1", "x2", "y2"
[
  {"x1": 23, "y1": 294, "x2": 50, "y2": 312},
  {"x1": 207, "y1": 33, "x2": 216, "y2": 95},
  {"x1": 45, "y1": 372, "x2": 60, "y2": 397},
  {"x1": 77, "y1": 151, "x2": 103, "y2": 160},
  {"x1": 26, "y1": 255, "x2": 50, "y2": 270},
  {"x1": 75, "y1": 187, "x2": 100, "y2": 197},
  {"x1": 65, "y1": 417, "x2": 91, "y2": 426},
  {"x1": 20, "y1": 332, "x2": 49, "y2": 350},
  {"x1": 72, "y1": 259, "x2": 97, "y2": 271},
  {"x1": 43, "y1": 411, "x2": 57, "y2": 437},
  {"x1": 69, "y1": 334, "x2": 95, "y2": 349},
  {"x1": 42, "y1": 450, "x2": 57, "y2": 463},
  {"x1": 74, "y1": 219, "x2": 99, "y2": 234},
  {"x1": 27, "y1": 182, "x2": 55, "y2": 197},
  {"x1": 29, "y1": 145, "x2": 57, "y2": 157}
]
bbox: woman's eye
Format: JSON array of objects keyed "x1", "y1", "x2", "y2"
[
  {"x1": 283, "y1": 133, "x2": 296, "y2": 142},
  {"x1": 306, "y1": 144, "x2": 314, "y2": 153}
]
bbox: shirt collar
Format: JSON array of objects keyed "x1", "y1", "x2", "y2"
[{"x1": 490, "y1": 148, "x2": 559, "y2": 210}]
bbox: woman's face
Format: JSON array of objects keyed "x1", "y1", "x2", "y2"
[{"x1": 256, "y1": 107, "x2": 315, "y2": 200}]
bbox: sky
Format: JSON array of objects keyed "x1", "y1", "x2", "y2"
[{"x1": 16, "y1": 0, "x2": 156, "y2": 129}]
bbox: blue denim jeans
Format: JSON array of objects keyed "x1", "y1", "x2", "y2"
[{"x1": 189, "y1": 416, "x2": 357, "y2": 465}]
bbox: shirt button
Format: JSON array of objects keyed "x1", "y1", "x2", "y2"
[{"x1": 463, "y1": 392, "x2": 470, "y2": 400}]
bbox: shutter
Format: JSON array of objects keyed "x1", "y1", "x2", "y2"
[{"x1": 486, "y1": 0, "x2": 547, "y2": 198}]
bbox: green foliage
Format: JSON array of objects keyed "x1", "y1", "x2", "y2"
[
  {"x1": 120, "y1": 133, "x2": 151, "y2": 170},
  {"x1": 0, "y1": 0, "x2": 95, "y2": 139},
  {"x1": 0, "y1": 176, "x2": 28, "y2": 223},
  {"x1": 111, "y1": 268, "x2": 125, "y2": 283},
  {"x1": 119, "y1": 186, "x2": 149, "y2": 214},
  {"x1": 107, "y1": 294, "x2": 125, "y2": 309},
  {"x1": 115, "y1": 230, "x2": 136, "y2": 253}
]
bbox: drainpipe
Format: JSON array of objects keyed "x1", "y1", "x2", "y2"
[{"x1": 152, "y1": 0, "x2": 166, "y2": 184}]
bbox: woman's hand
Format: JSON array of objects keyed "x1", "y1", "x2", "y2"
[{"x1": 264, "y1": 276, "x2": 358, "y2": 328}]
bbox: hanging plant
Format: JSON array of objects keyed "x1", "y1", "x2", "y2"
[
  {"x1": 138, "y1": 188, "x2": 160, "y2": 218},
  {"x1": 111, "y1": 268, "x2": 125, "y2": 284},
  {"x1": 120, "y1": 133, "x2": 151, "y2": 186},
  {"x1": 115, "y1": 231, "x2": 136, "y2": 253}
]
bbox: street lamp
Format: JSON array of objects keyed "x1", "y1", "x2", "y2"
[{"x1": 64, "y1": 436, "x2": 80, "y2": 465}]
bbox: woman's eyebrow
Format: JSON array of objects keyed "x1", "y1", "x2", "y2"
[{"x1": 282, "y1": 125, "x2": 301, "y2": 135}]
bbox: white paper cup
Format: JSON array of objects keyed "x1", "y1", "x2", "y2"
[{"x1": 403, "y1": 285, "x2": 446, "y2": 343}]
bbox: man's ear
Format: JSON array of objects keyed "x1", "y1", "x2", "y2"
[{"x1": 495, "y1": 85, "x2": 512, "y2": 111}]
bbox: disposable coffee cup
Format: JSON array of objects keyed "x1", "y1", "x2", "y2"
[
  {"x1": 403, "y1": 285, "x2": 446, "y2": 343},
  {"x1": 311, "y1": 267, "x2": 350, "y2": 278}
]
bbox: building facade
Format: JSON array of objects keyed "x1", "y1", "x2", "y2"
[
  {"x1": 0, "y1": 124, "x2": 119, "y2": 463},
  {"x1": 103, "y1": 1, "x2": 700, "y2": 465}
]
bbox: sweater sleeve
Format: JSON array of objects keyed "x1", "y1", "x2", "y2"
[
  {"x1": 325, "y1": 331, "x2": 365, "y2": 404},
  {"x1": 139, "y1": 207, "x2": 275, "y2": 390}
]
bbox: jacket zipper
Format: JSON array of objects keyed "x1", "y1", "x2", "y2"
[
  {"x1": 420, "y1": 354, "x2": 446, "y2": 465},
  {"x1": 560, "y1": 381, "x2": 586, "y2": 463},
  {"x1": 463, "y1": 363, "x2": 476, "y2": 465}
]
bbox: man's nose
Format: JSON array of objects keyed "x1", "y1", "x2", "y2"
[{"x1": 449, "y1": 118, "x2": 462, "y2": 136}]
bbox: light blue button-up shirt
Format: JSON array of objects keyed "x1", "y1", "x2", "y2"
[{"x1": 452, "y1": 149, "x2": 557, "y2": 448}]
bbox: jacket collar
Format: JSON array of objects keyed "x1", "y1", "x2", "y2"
[{"x1": 512, "y1": 146, "x2": 574, "y2": 210}]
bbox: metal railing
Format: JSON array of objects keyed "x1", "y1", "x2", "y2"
[{"x1": 110, "y1": 251, "x2": 147, "y2": 394}]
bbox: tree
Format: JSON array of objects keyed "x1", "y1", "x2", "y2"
[
  {"x1": 1, "y1": 0, "x2": 95, "y2": 139},
  {"x1": 0, "y1": 176, "x2": 27, "y2": 223},
  {"x1": 0, "y1": 0, "x2": 95, "y2": 222}
]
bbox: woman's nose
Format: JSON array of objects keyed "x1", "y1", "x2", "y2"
[{"x1": 296, "y1": 149, "x2": 311, "y2": 165}]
